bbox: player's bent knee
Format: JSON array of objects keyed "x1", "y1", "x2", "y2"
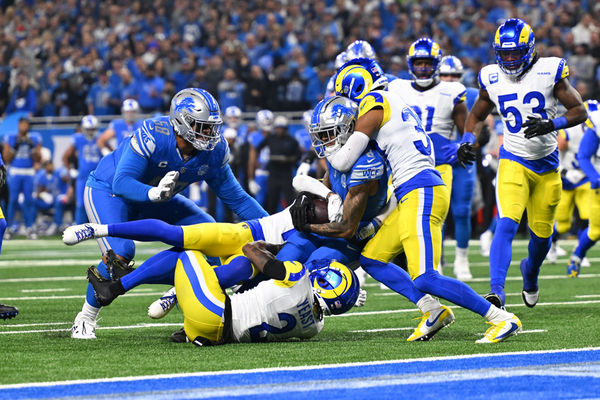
[
  {"x1": 413, "y1": 270, "x2": 439, "y2": 293},
  {"x1": 588, "y1": 226, "x2": 600, "y2": 242}
]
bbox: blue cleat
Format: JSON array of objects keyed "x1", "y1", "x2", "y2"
[
  {"x1": 567, "y1": 255, "x2": 581, "y2": 278},
  {"x1": 0, "y1": 304, "x2": 18, "y2": 320},
  {"x1": 520, "y1": 258, "x2": 539, "y2": 307}
]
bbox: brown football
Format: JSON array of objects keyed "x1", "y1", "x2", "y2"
[{"x1": 309, "y1": 197, "x2": 330, "y2": 224}]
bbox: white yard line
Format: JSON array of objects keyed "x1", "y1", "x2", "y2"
[
  {"x1": 0, "y1": 322, "x2": 183, "y2": 335},
  {"x1": 0, "y1": 291, "x2": 167, "y2": 301},
  {"x1": 21, "y1": 288, "x2": 71, "y2": 293}
]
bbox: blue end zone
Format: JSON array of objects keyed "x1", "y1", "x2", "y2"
[{"x1": 3, "y1": 349, "x2": 600, "y2": 399}]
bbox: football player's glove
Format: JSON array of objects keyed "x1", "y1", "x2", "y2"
[
  {"x1": 523, "y1": 117, "x2": 555, "y2": 139},
  {"x1": 456, "y1": 143, "x2": 476, "y2": 168},
  {"x1": 148, "y1": 171, "x2": 179, "y2": 202},
  {"x1": 290, "y1": 192, "x2": 314, "y2": 232}
]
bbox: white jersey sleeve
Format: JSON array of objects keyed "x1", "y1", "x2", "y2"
[
  {"x1": 230, "y1": 261, "x2": 324, "y2": 343},
  {"x1": 479, "y1": 57, "x2": 568, "y2": 160}
]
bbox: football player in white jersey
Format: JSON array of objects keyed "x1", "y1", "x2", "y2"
[
  {"x1": 327, "y1": 58, "x2": 521, "y2": 343},
  {"x1": 389, "y1": 39, "x2": 473, "y2": 281},
  {"x1": 464, "y1": 19, "x2": 587, "y2": 308},
  {"x1": 567, "y1": 100, "x2": 600, "y2": 277},
  {"x1": 549, "y1": 102, "x2": 594, "y2": 264}
]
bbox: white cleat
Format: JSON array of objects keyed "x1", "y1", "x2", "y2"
[
  {"x1": 555, "y1": 244, "x2": 567, "y2": 257},
  {"x1": 581, "y1": 257, "x2": 591, "y2": 268},
  {"x1": 522, "y1": 289, "x2": 539, "y2": 308},
  {"x1": 546, "y1": 243, "x2": 557, "y2": 263},
  {"x1": 71, "y1": 312, "x2": 97, "y2": 339},
  {"x1": 148, "y1": 287, "x2": 177, "y2": 319},
  {"x1": 407, "y1": 305, "x2": 455, "y2": 341},
  {"x1": 476, "y1": 314, "x2": 522, "y2": 343},
  {"x1": 479, "y1": 230, "x2": 493, "y2": 257},
  {"x1": 63, "y1": 224, "x2": 101, "y2": 245},
  {"x1": 453, "y1": 256, "x2": 472, "y2": 281}
]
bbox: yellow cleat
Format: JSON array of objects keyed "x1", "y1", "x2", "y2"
[
  {"x1": 476, "y1": 314, "x2": 522, "y2": 344},
  {"x1": 407, "y1": 305, "x2": 455, "y2": 342}
]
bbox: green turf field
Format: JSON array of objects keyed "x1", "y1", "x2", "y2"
[{"x1": 1, "y1": 238, "x2": 599, "y2": 385}]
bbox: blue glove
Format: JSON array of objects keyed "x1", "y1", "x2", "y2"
[{"x1": 441, "y1": 143, "x2": 460, "y2": 166}]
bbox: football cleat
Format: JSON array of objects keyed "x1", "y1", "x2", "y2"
[
  {"x1": 476, "y1": 314, "x2": 522, "y2": 343},
  {"x1": 581, "y1": 257, "x2": 591, "y2": 268},
  {"x1": 87, "y1": 266, "x2": 125, "y2": 307},
  {"x1": 407, "y1": 305, "x2": 455, "y2": 342},
  {"x1": 170, "y1": 327, "x2": 190, "y2": 343},
  {"x1": 483, "y1": 292, "x2": 504, "y2": 309},
  {"x1": 63, "y1": 223, "x2": 100, "y2": 245},
  {"x1": 555, "y1": 244, "x2": 567, "y2": 257},
  {"x1": 522, "y1": 289, "x2": 539, "y2": 308},
  {"x1": 71, "y1": 312, "x2": 97, "y2": 339},
  {"x1": 567, "y1": 255, "x2": 582, "y2": 278},
  {"x1": 105, "y1": 249, "x2": 135, "y2": 280},
  {"x1": 453, "y1": 255, "x2": 472, "y2": 281},
  {"x1": 546, "y1": 242, "x2": 557, "y2": 263},
  {"x1": 0, "y1": 304, "x2": 19, "y2": 320},
  {"x1": 148, "y1": 287, "x2": 178, "y2": 319}
]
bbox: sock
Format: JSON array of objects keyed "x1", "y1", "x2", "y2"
[
  {"x1": 0, "y1": 218, "x2": 6, "y2": 255},
  {"x1": 455, "y1": 247, "x2": 468, "y2": 261},
  {"x1": 551, "y1": 226, "x2": 559, "y2": 243},
  {"x1": 489, "y1": 218, "x2": 519, "y2": 304},
  {"x1": 413, "y1": 270, "x2": 491, "y2": 316},
  {"x1": 214, "y1": 255, "x2": 256, "y2": 289},
  {"x1": 94, "y1": 224, "x2": 108, "y2": 237},
  {"x1": 360, "y1": 256, "x2": 425, "y2": 305},
  {"x1": 574, "y1": 228, "x2": 597, "y2": 259},
  {"x1": 85, "y1": 261, "x2": 110, "y2": 307},
  {"x1": 484, "y1": 304, "x2": 513, "y2": 324},
  {"x1": 523, "y1": 230, "x2": 551, "y2": 291},
  {"x1": 108, "y1": 219, "x2": 184, "y2": 247},
  {"x1": 489, "y1": 217, "x2": 497, "y2": 234},
  {"x1": 120, "y1": 248, "x2": 180, "y2": 291},
  {"x1": 416, "y1": 294, "x2": 442, "y2": 314},
  {"x1": 454, "y1": 214, "x2": 471, "y2": 249},
  {"x1": 81, "y1": 300, "x2": 100, "y2": 321}
]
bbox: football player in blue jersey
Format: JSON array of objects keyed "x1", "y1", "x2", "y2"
[
  {"x1": 438, "y1": 55, "x2": 479, "y2": 280},
  {"x1": 62, "y1": 115, "x2": 102, "y2": 224},
  {"x1": 465, "y1": 19, "x2": 586, "y2": 307},
  {"x1": 288, "y1": 95, "x2": 455, "y2": 341},
  {"x1": 69, "y1": 88, "x2": 267, "y2": 339},
  {"x1": 96, "y1": 99, "x2": 142, "y2": 156},
  {"x1": 2, "y1": 117, "x2": 42, "y2": 239},
  {"x1": 0, "y1": 154, "x2": 7, "y2": 250},
  {"x1": 247, "y1": 109, "x2": 274, "y2": 205}
]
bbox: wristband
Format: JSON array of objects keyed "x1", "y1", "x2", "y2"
[
  {"x1": 460, "y1": 132, "x2": 475, "y2": 144},
  {"x1": 552, "y1": 116, "x2": 567, "y2": 130}
]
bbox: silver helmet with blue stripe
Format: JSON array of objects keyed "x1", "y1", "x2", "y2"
[
  {"x1": 169, "y1": 88, "x2": 223, "y2": 151},
  {"x1": 309, "y1": 95, "x2": 358, "y2": 158}
]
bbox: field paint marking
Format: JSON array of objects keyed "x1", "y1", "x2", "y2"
[
  {"x1": 0, "y1": 322, "x2": 72, "y2": 328},
  {"x1": 0, "y1": 259, "x2": 102, "y2": 268},
  {"x1": 0, "y1": 322, "x2": 183, "y2": 335},
  {"x1": 21, "y1": 288, "x2": 71, "y2": 293},
  {"x1": 1, "y1": 347, "x2": 598, "y2": 390},
  {"x1": 348, "y1": 327, "x2": 547, "y2": 334},
  {"x1": 0, "y1": 291, "x2": 167, "y2": 301},
  {"x1": 374, "y1": 291, "x2": 524, "y2": 297},
  {"x1": 0, "y1": 276, "x2": 83, "y2": 283},
  {"x1": 576, "y1": 294, "x2": 600, "y2": 298}
]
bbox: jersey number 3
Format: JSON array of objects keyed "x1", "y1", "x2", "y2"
[
  {"x1": 498, "y1": 91, "x2": 548, "y2": 134},
  {"x1": 403, "y1": 107, "x2": 432, "y2": 156},
  {"x1": 249, "y1": 312, "x2": 296, "y2": 342}
]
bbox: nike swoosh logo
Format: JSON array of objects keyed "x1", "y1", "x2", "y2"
[
  {"x1": 400, "y1": 198, "x2": 407, "y2": 204},
  {"x1": 425, "y1": 310, "x2": 444, "y2": 327},
  {"x1": 495, "y1": 322, "x2": 519, "y2": 340}
]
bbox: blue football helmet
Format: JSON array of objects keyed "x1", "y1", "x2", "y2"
[
  {"x1": 334, "y1": 51, "x2": 347, "y2": 69},
  {"x1": 335, "y1": 58, "x2": 388, "y2": 103},
  {"x1": 170, "y1": 88, "x2": 223, "y2": 151},
  {"x1": 310, "y1": 261, "x2": 360, "y2": 315},
  {"x1": 439, "y1": 55, "x2": 464, "y2": 79},
  {"x1": 256, "y1": 109, "x2": 274, "y2": 132},
  {"x1": 310, "y1": 95, "x2": 358, "y2": 158},
  {"x1": 493, "y1": 18, "x2": 535, "y2": 76},
  {"x1": 407, "y1": 37, "x2": 442, "y2": 87},
  {"x1": 345, "y1": 40, "x2": 377, "y2": 61}
]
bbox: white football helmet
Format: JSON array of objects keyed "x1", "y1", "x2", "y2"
[
  {"x1": 345, "y1": 40, "x2": 377, "y2": 61},
  {"x1": 169, "y1": 88, "x2": 223, "y2": 151},
  {"x1": 81, "y1": 115, "x2": 99, "y2": 140},
  {"x1": 121, "y1": 99, "x2": 139, "y2": 123},
  {"x1": 256, "y1": 109, "x2": 274, "y2": 132},
  {"x1": 224, "y1": 105, "x2": 242, "y2": 128}
]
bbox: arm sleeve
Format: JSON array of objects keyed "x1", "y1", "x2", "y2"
[
  {"x1": 327, "y1": 131, "x2": 371, "y2": 172},
  {"x1": 206, "y1": 164, "x2": 268, "y2": 220},
  {"x1": 576, "y1": 127, "x2": 600, "y2": 184},
  {"x1": 112, "y1": 143, "x2": 153, "y2": 202},
  {"x1": 292, "y1": 174, "x2": 332, "y2": 198}
]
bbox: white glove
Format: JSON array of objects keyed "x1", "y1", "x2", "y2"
[
  {"x1": 248, "y1": 179, "x2": 260, "y2": 195},
  {"x1": 354, "y1": 288, "x2": 367, "y2": 307},
  {"x1": 101, "y1": 147, "x2": 111, "y2": 156},
  {"x1": 565, "y1": 169, "x2": 585, "y2": 184},
  {"x1": 327, "y1": 193, "x2": 343, "y2": 223},
  {"x1": 69, "y1": 168, "x2": 78, "y2": 179},
  {"x1": 295, "y1": 162, "x2": 311, "y2": 177},
  {"x1": 148, "y1": 171, "x2": 179, "y2": 202}
]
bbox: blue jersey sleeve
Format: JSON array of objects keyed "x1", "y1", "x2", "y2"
[
  {"x1": 129, "y1": 120, "x2": 157, "y2": 159},
  {"x1": 577, "y1": 127, "x2": 600, "y2": 187},
  {"x1": 347, "y1": 150, "x2": 385, "y2": 189},
  {"x1": 112, "y1": 141, "x2": 153, "y2": 202}
]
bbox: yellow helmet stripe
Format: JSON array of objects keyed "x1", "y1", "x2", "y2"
[
  {"x1": 431, "y1": 41, "x2": 440, "y2": 56},
  {"x1": 494, "y1": 28, "x2": 501, "y2": 46},
  {"x1": 518, "y1": 23, "x2": 532, "y2": 45}
]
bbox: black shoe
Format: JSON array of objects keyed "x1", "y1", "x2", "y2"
[
  {"x1": 483, "y1": 292, "x2": 505, "y2": 310},
  {"x1": 169, "y1": 327, "x2": 189, "y2": 343},
  {"x1": 0, "y1": 304, "x2": 18, "y2": 320},
  {"x1": 105, "y1": 250, "x2": 135, "y2": 280},
  {"x1": 87, "y1": 266, "x2": 125, "y2": 307}
]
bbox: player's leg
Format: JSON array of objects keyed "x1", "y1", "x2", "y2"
[
  {"x1": 74, "y1": 178, "x2": 88, "y2": 224},
  {"x1": 174, "y1": 250, "x2": 228, "y2": 344},
  {"x1": 521, "y1": 168, "x2": 561, "y2": 306},
  {"x1": 22, "y1": 174, "x2": 37, "y2": 237},
  {"x1": 406, "y1": 185, "x2": 521, "y2": 343},
  {"x1": 0, "y1": 207, "x2": 6, "y2": 255},
  {"x1": 488, "y1": 159, "x2": 529, "y2": 305},
  {"x1": 568, "y1": 186, "x2": 600, "y2": 276},
  {"x1": 550, "y1": 187, "x2": 575, "y2": 263},
  {"x1": 451, "y1": 163, "x2": 476, "y2": 280},
  {"x1": 5, "y1": 173, "x2": 22, "y2": 234},
  {"x1": 573, "y1": 183, "x2": 592, "y2": 267},
  {"x1": 361, "y1": 188, "x2": 453, "y2": 341}
]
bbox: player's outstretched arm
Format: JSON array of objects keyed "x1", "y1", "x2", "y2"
[
  {"x1": 553, "y1": 78, "x2": 587, "y2": 129},
  {"x1": 96, "y1": 127, "x2": 116, "y2": 156},
  {"x1": 576, "y1": 127, "x2": 600, "y2": 186},
  {"x1": 465, "y1": 89, "x2": 495, "y2": 142},
  {"x1": 242, "y1": 241, "x2": 287, "y2": 280}
]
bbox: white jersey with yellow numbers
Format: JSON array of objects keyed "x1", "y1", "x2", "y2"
[
  {"x1": 479, "y1": 57, "x2": 568, "y2": 160},
  {"x1": 230, "y1": 261, "x2": 323, "y2": 343},
  {"x1": 358, "y1": 90, "x2": 442, "y2": 200},
  {"x1": 388, "y1": 79, "x2": 466, "y2": 141}
]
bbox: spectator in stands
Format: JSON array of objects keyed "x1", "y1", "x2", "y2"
[
  {"x1": 86, "y1": 70, "x2": 119, "y2": 116},
  {"x1": 4, "y1": 71, "x2": 37, "y2": 117},
  {"x1": 135, "y1": 63, "x2": 165, "y2": 113},
  {"x1": 218, "y1": 68, "x2": 245, "y2": 111}
]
